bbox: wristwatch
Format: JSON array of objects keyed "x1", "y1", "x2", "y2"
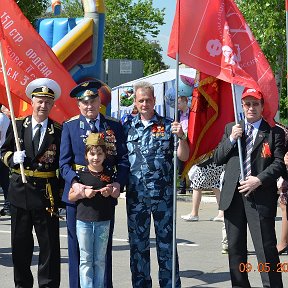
[{"x1": 179, "y1": 133, "x2": 187, "y2": 140}]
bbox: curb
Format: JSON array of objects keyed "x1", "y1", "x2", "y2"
[{"x1": 119, "y1": 192, "x2": 217, "y2": 203}]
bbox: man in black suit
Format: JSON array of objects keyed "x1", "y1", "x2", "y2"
[
  {"x1": 214, "y1": 88, "x2": 285, "y2": 288},
  {"x1": 1, "y1": 78, "x2": 62, "y2": 288}
]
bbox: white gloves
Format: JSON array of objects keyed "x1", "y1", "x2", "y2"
[{"x1": 13, "y1": 150, "x2": 26, "y2": 164}]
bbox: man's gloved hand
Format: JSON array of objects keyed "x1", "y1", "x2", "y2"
[{"x1": 13, "y1": 150, "x2": 26, "y2": 164}]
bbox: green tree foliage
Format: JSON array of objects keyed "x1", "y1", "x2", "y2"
[
  {"x1": 16, "y1": 0, "x2": 50, "y2": 24},
  {"x1": 236, "y1": 1, "x2": 287, "y2": 122},
  {"x1": 59, "y1": 0, "x2": 168, "y2": 75},
  {"x1": 58, "y1": 0, "x2": 83, "y2": 17},
  {"x1": 104, "y1": 0, "x2": 169, "y2": 75}
]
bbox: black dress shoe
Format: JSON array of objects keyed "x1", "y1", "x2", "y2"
[
  {"x1": 278, "y1": 245, "x2": 288, "y2": 255},
  {"x1": 178, "y1": 191, "x2": 186, "y2": 195},
  {"x1": 0, "y1": 208, "x2": 11, "y2": 216}
]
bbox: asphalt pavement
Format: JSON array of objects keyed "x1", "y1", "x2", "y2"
[{"x1": 0, "y1": 193, "x2": 287, "y2": 288}]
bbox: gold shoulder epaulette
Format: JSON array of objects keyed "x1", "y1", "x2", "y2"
[
  {"x1": 2, "y1": 151, "x2": 13, "y2": 167},
  {"x1": 15, "y1": 116, "x2": 26, "y2": 121},
  {"x1": 65, "y1": 115, "x2": 80, "y2": 123},
  {"x1": 105, "y1": 115, "x2": 119, "y2": 122},
  {"x1": 53, "y1": 122, "x2": 62, "y2": 129}
]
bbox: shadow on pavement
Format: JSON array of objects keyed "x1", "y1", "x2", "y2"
[{"x1": 180, "y1": 270, "x2": 230, "y2": 287}]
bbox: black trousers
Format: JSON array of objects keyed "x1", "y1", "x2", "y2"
[
  {"x1": 224, "y1": 190, "x2": 283, "y2": 288},
  {"x1": 177, "y1": 159, "x2": 186, "y2": 192},
  {"x1": 11, "y1": 205, "x2": 60, "y2": 288},
  {"x1": 0, "y1": 160, "x2": 10, "y2": 200}
]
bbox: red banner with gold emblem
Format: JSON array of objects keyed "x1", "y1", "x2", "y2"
[
  {"x1": 183, "y1": 72, "x2": 234, "y2": 174},
  {"x1": 0, "y1": 0, "x2": 78, "y2": 123},
  {"x1": 168, "y1": 0, "x2": 278, "y2": 126}
]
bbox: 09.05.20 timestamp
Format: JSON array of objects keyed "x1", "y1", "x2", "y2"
[{"x1": 239, "y1": 262, "x2": 288, "y2": 273}]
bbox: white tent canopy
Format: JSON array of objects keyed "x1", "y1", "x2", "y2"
[{"x1": 111, "y1": 68, "x2": 196, "y2": 120}]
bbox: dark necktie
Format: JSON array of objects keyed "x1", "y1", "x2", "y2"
[
  {"x1": 89, "y1": 120, "x2": 98, "y2": 133},
  {"x1": 33, "y1": 123, "x2": 42, "y2": 155},
  {"x1": 243, "y1": 123, "x2": 254, "y2": 178}
]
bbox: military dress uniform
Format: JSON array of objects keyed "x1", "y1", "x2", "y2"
[
  {"x1": 59, "y1": 81, "x2": 129, "y2": 288},
  {"x1": 124, "y1": 112, "x2": 181, "y2": 288},
  {"x1": 1, "y1": 116, "x2": 62, "y2": 288}
]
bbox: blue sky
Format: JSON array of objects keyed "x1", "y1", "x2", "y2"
[{"x1": 152, "y1": 0, "x2": 176, "y2": 68}]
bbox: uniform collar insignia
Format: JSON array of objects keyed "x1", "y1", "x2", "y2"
[
  {"x1": 23, "y1": 118, "x2": 31, "y2": 128},
  {"x1": 48, "y1": 124, "x2": 54, "y2": 134},
  {"x1": 80, "y1": 121, "x2": 85, "y2": 129}
]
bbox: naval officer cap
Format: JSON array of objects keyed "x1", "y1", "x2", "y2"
[
  {"x1": 25, "y1": 78, "x2": 61, "y2": 100},
  {"x1": 70, "y1": 80, "x2": 105, "y2": 101}
]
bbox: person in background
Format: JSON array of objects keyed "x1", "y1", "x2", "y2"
[
  {"x1": 219, "y1": 170, "x2": 229, "y2": 254},
  {"x1": 1, "y1": 78, "x2": 63, "y2": 288},
  {"x1": 121, "y1": 105, "x2": 138, "y2": 124},
  {"x1": 177, "y1": 83, "x2": 191, "y2": 194},
  {"x1": 275, "y1": 123, "x2": 288, "y2": 256},
  {"x1": 124, "y1": 81, "x2": 189, "y2": 288},
  {"x1": 0, "y1": 103, "x2": 11, "y2": 216},
  {"x1": 125, "y1": 87, "x2": 134, "y2": 100},
  {"x1": 1, "y1": 105, "x2": 11, "y2": 118},
  {"x1": 214, "y1": 88, "x2": 285, "y2": 288},
  {"x1": 276, "y1": 175, "x2": 288, "y2": 255},
  {"x1": 68, "y1": 133, "x2": 116, "y2": 288},
  {"x1": 181, "y1": 158, "x2": 225, "y2": 222},
  {"x1": 60, "y1": 80, "x2": 129, "y2": 288},
  {"x1": 287, "y1": 154, "x2": 288, "y2": 247}
]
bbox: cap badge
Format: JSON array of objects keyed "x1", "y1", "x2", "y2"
[
  {"x1": 81, "y1": 82, "x2": 90, "y2": 87},
  {"x1": 41, "y1": 86, "x2": 49, "y2": 93},
  {"x1": 83, "y1": 90, "x2": 95, "y2": 96},
  {"x1": 246, "y1": 88, "x2": 256, "y2": 93}
]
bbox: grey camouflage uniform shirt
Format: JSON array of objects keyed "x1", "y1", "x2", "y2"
[{"x1": 124, "y1": 112, "x2": 174, "y2": 197}]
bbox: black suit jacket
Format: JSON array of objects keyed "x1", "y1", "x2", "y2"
[
  {"x1": 1, "y1": 116, "x2": 62, "y2": 210},
  {"x1": 214, "y1": 119, "x2": 285, "y2": 217}
]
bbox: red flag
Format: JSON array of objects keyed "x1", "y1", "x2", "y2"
[
  {"x1": 183, "y1": 72, "x2": 234, "y2": 174},
  {"x1": 0, "y1": 0, "x2": 79, "y2": 123},
  {"x1": 168, "y1": 0, "x2": 277, "y2": 126},
  {"x1": 0, "y1": 19, "x2": 32, "y2": 116},
  {"x1": 0, "y1": 20, "x2": 4, "y2": 40}
]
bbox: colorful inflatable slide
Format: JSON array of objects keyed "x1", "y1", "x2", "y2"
[{"x1": 37, "y1": 0, "x2": 110, "y2": 114}]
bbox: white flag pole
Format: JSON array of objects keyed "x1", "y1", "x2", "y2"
[
  {"x1": 0, "y1": 41, "x2": 27, "y2": 183},
  {"x1": 231, "y1": 83, "x2": 244, "y2": 180},
  {"x1": 172, "y1": 1, "x2": 182, "y2": 287},
  {"x1": 172, "y1": 53, "x2": 180, "y2": 288}
]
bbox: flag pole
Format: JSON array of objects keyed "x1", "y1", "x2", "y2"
[
  {"x1": 172, "y1": 53, "x2": 180, "y2": 288},
  {"x1": 172, "y1": 1, "x2": 181, "y2": 286},
  {"x1": 0, "y1": 41, "x2": 27, "y2": 183},
  {"x1": 231, "y1": 83, "x2": 244, "y2": 180}
]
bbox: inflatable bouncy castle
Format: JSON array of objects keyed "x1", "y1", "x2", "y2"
[{"x1": 37, "y1": 0, "x2": 111, "y2": 114}]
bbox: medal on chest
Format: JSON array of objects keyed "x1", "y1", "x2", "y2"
[{"x1": 151, "y1": 123, "x2": 165, "y2": 137}]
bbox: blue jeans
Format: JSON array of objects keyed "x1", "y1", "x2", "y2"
[{"x1": 76, "y1": 220, "x2": 110, "y2": 288}]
